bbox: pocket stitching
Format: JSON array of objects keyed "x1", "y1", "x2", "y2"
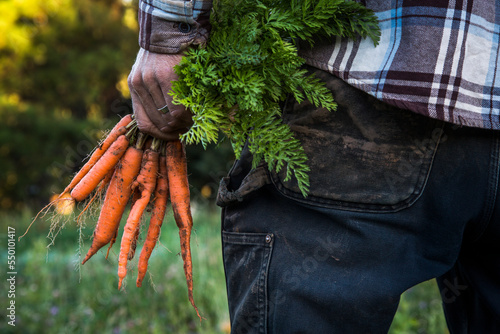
[{"x1": 222, "y1": 231, "x2": 274, "y2": 333}]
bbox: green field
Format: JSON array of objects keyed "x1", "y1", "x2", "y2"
[{"x1": 1, "y1": 206, "x2": 447, "y2": 334}]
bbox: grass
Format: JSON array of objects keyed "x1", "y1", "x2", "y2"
[
  {"x1": 1, "y1": 204, "x2": 229, "y2": 334},
  {"x1": 0, "y1": 206, "x2": 447, "y2": 334}
]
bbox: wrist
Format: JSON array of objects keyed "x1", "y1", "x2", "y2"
[{"x1": 138, "y1": 0, "x2": 212, "y2": 54}]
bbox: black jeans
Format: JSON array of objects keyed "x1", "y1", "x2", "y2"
[{"x1": 217, "y1": 68, "x2": 500, "y2": 334}]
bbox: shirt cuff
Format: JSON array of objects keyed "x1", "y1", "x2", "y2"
[{"x1": 138, "y1": 0, "x2": 212, "y2": 54}]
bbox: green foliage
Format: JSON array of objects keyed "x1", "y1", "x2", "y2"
[
  {"x1": 389, "y1": 280, "x2": 449, "y2": 334},
  {"x1": 0, "y1": 0, "x2": 145, "y2": 211},
  {"x1": 0, "y1": 96, "x2": 122, "y2": 211},
  {"x1": 171, "y1": 0, "x2": 380, "y2": 196},
  {"x1": 0, "y1": 0, "x2": 138, "y2": 119}
]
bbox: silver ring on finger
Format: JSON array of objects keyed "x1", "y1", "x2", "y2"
[{"x1": 157, "y1": 104, "x2": 169, "y2": 114}]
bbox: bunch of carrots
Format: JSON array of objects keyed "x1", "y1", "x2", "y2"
[{"x1": 28, "y1": 114, "x2": 201, "y2": 320}]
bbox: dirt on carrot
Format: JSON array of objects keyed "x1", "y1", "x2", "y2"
[
  {"x1": 71, "y1": 134, "x2": 130, "y2": 202},
  {"x1": 62, "y1": 114, "x2": 133, "y2": 196},
  {"x1": 81, "y1": 135, "x2": 145, "y2": 265},
  {"x1": 166, "y1": 140, "x2": 201, "y2": 321},
  {"x1": 137, "y1": 149, "x2": 169, "y2": 287},
  {"x1": 117, "y1": 144, "x2": 159, "y2": 289}
]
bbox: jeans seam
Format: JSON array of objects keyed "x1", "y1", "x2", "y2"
[
  {"x1": 261, "y1": 237, "x2": 273, "y2": 334},
  {"x1": 472, "y1": 133, "x2": 500, "y2": 242}
]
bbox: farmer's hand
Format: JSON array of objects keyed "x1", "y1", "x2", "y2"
[{"x1": 128, "y1": 48, "x2": 193, "y2": 141}]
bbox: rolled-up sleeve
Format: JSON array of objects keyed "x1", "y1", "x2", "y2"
[{"x1": 138, "y1": 0, "x2": 212, "y2": 54}]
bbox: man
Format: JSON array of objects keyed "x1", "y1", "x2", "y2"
[{"x1": 128, "y1": 1, "x2": 500, "y2": 333}]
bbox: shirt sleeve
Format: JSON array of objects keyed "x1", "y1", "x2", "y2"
[{"x1": 138, "y1": 0, "x2": 212, "y2": 54}]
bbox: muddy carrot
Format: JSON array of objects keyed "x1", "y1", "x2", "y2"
[
  {"x1": 61, "y1": 115, "x2": 133, "y2": 196},
  {"x1": 71, "y1": 134, "x2": 129, "y2": 202},
  {"x1": 127, "y1": 224, "x2": 141, "y2": 261},
  {"x1": 166, "y1": 140, "x2": 201, "y2": 320},
  {"x1": 117, "y1": 141, "x2": 160, "y2": 289},
  {"x1": 18, "y1": 116, "x2": 134, "y2": 242},
  {"x1": 81, "y1": 134, "x2": 146, "y2": 265},
  {"x1": 76, "y1": 167, "x2": 115, "y2": 226},
  {"x1": 137, "y1": 148, "x2": 169, "y2": 287}
]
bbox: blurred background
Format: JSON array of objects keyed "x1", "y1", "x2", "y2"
[{"x1": 0, "y1": 0, "x2": 447, "y2": 333}]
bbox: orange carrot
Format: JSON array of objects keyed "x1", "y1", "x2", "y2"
[
  {"x1": 166, "y1": 140, "x2": 201, "y2": 320},
  {"x1": 117, "y1": 145, "x2": 159, "y2": 289},
  {"x1": 76, "y1": 167, "x2": 115, "y2": 226},
  {"x1": 19, "y1": 116, "x2": 134, "y2": 242},
  {"x1": 104, "y1": 157, "x2": 141, "y2": 261},
  {"x1": 71, "y1": 135, "x2": 130, "y2": 202},
  {"x1": 81, "y1": 136, "x2": 145, "y2": 265},
  {"x1": 106, "y1": 185, "x2": 140, "y2": 260},
  {"x1": 61, "y1": 114, "x2": 133, "y2": 196},
  {"x1": 125, "y1": 187, "x2": 143, "y2": 260},
  {"x1": 137, "y1": 151, "x2": 169, "y2": 287}
]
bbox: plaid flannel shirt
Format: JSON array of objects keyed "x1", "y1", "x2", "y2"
[{"x1": 139, "y1": 0, "x2": 500, "y2": 130}]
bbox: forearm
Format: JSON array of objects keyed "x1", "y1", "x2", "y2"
[{"x1": 138, "y1": 0, "x2": 212, "y2": 54}]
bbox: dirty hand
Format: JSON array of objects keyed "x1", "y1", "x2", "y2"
[{"x1": 128, "y1": 48, "x2": 193, "y2": 141}]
